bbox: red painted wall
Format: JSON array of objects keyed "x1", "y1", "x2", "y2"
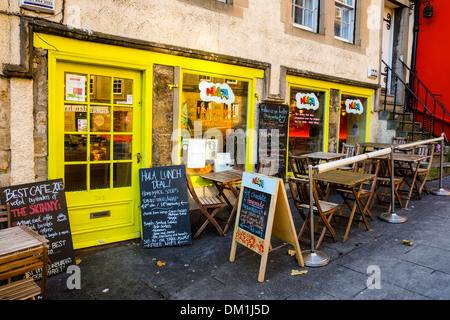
[{"x1": 415, "y1": 0, "x2": 450, "y2": 135}]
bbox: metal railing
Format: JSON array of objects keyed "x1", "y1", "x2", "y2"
[
  {"x1": 381, "y1": 59, "x2": 450, "y2": 141},
  {"x1": 305, "y1": 134, "x2": 449, "y2": 266}
]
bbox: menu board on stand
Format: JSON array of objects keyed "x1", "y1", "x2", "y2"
[
  {"x1": 139, "y1": 165, "x2": 192, "y2": 248},
  {"x1": 258, "y1": 103, "x2": 289, "y2": 179},
  {"x1": 0, "y1": 179, "x2": 75, "y2": 279},
  {"x1": 229, "y1": 172, "x2": 303, "y2": 282}
]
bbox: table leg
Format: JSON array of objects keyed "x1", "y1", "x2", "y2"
[{"x1": 403, "y1": 160, "x2": 422, "y2": 209}]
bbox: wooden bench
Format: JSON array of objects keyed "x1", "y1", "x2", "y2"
[
  {"x1": 0, "y1": 226, "x2": 49, "y2": 300},
  {"x1": 0, "y1": 277, "x2": 41, "y2": 300}
]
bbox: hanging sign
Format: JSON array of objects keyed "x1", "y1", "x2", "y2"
[
  {"x1": 295, "y1": 92, "x2": 320, "y2": 110},
  {"x1": 230, "y1": 172, "x2": 303, "y2": 282},
  {"x1": 199, "y1": 81, "x2": 235, "y2": 105},
  {"x1": 0, "y1": 179, "x2": 75, "y2": 280},
  {"x1": 345, "y1": 98, "x2": 364, "y2": 114}
]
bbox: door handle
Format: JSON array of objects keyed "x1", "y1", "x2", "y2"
[{"x1": 135, "y1": 153, "x2": 141, "y2": 163}]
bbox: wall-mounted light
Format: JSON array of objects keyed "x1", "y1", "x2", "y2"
[{"x1": 423, "y1": 2, "x2": 434, "y2": 18}]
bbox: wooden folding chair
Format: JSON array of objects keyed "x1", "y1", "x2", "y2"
[
  {"x1": 186, "y1": 173, "x2": 227, "y2": 239},
  {"x1": 288, "y1": 176, "x2": 338, "y2": 249},
  {"x1": 339, "y1": 143, "x2": 360, "y2": 171},
  {"x1": 0, "y1": 203, "x2": 11, "y2": 230},
  {"x1": 289, "y1": 155, "x2": 307, "y2": 177},
  {"x1": 336, "y1": 159, "x2": 380, "y2": 222},
  {"x1": 258, "y1": 158, "x2": 276, "y2": 176}
]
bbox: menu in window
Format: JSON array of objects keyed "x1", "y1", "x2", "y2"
[{"x1": 65, "y1": 74, "x2": 86, "y2": 102}]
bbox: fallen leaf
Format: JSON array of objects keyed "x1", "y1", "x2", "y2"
[
  {"x1": 291, "y1": 269, "x2": 308, "y2": 276},
  {"x1": 157, "y1": 260, "x2": 166, "y2": 267},
  {"x1": 75, "y1": 258, "x2": 82, "y2": 265},
  {"x1": 288, "y1": 249, "x2": 296, "y2": 256}
]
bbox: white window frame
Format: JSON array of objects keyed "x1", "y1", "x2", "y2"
[
  {"x1": 292, "y1": 0, "x2": 319, "y2": 33},
  {"x1": 334, "y1": 0, "x2": 356, "y2": 43}
]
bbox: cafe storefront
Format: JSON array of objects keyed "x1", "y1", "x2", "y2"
[
  {"x1": 34, "y1": 32, "x2": 264, "y2": 249},
  {"x1": 287, "y1": 75, "x2": 374, "y2": 158}
]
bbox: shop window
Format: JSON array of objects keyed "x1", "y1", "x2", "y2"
[
  {"x1": 293, "y1": 0, "x2": 319, "y2": 32},
  {"x1": 181, "y1": 72, "x2": 248, "y2": 174},
  {"x1": 339, "y1": 94, "x2": 367, "y2": 148},
  {"x1": 334, "y1": 0, "x2": 355, "y2": 43},
  {"x1": 289, "y1": 87, "x2": 325, "y2": 154}
]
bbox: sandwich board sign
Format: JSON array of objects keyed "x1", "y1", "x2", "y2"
[{"x1": 229, "y1": 172, "x2": 303, "y2": 282}]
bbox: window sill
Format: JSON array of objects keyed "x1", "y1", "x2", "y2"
[
  {"x1": 334, "y1": 36, "x2": 353, "y2": 44},
  {"x1": 293, "y1": 23, "x2": 317, "y2": 34}
]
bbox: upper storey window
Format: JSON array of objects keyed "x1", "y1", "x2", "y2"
[
  {"x1": 292, "y1": 0, "x2": 319, "y2": 33},
  {"x1": 334, "y1": 0, "x2": 356, "y2": 43}
]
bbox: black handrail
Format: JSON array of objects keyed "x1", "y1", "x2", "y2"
[
  {"x1": 399, "y1": 58, "x2": 450, "y2": 119},
  {"x1": 381, "y1": 59, "x2": 449, "y2": 141}
]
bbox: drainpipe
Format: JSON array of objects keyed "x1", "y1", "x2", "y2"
[{"x1": 409, "y1": 1, "x2": 420, "y2": 89}]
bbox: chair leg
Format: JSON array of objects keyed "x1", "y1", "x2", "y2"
[{"x1": 193, "y1": 207, "x2": 224, "y2": 238}]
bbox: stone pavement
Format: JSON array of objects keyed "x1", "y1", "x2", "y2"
[{"x1": 44, "y1": 176, "x2": 450, "y2": 304}]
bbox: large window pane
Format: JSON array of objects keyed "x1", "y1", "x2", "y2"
[
  {"x1": 289, "y1": 87, "x2": 325, "y2": 153},
  {"x1": 181, "y1": 73, "x2": 248, "y2": 172}
]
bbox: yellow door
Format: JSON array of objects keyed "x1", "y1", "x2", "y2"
[{"x1": 51, "y1": 62, "x2": 143, "y2": 249}]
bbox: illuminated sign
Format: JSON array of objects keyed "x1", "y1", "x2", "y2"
[
  {"x1": 199, "y1": 81, "x2": 235, "y2": 105},
  {"x1": 345, "y1": 99, "x2": 364, "y2": 115},
  {"x1": 295, "y1": 92, "x2": 319, "y2": 110}
]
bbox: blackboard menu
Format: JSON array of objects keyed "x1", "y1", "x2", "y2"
[
  {"x1": 238, "y1": 187, "x2": 271, "y2": 239},
  {"x1": 0, "y1": 179, "x2": 75, "y2": 280},
  {"x1": 258, "y1": 103, "x2": 289, "y2": 178},
  {"x1": 139, "y1": 165, "x2": 192, "y2": 248}
]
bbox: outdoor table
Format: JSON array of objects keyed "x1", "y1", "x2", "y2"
[
  {"x1": 200, "y1": 169, "x2": 244, "y2": 233},
  {"x1": 295, "y1": 151, "x2": 345, "y2": 167},
  {"x1": 0, "y1": 225, "x2": 50, "y2": 299},
  {"x1": 359, "y1": 142, "x2": 392, "y2": 153},
  {"x1": 313, "y1": 170, "x2": 376, "y2": 242},
  {"x1": 388, "y1": 153, "x2": 428, "y2": 208}
]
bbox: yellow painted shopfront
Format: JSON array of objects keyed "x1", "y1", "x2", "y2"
[
  {"x1": 35, "y1": 33, "x2": 264, "y2": 249},
  {"x1": 286, "y1": 75, "x2": 375, "y2": 158}
]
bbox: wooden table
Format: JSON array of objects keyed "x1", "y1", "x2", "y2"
[
  {"x1": 359, "y1": 142, "x2": 392, "y2": 153},
  {"x1": 313, "y1": 170, "x2": 376, "y2": 242},
  {"x1": 293, "y1": 151, "x2": 345, "y2": 167},
  {"x1": 388, "y1": 153, "x2": 428, "y2": 208},
  {"x1": 0, "y1": 225, "x2": 49, "y2": 299},
  {"x1": 200, "y1": 169, "x2": 244, "y2": 233}
]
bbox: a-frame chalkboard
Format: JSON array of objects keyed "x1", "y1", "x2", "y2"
[
  {"x1": 139, "y1": 165, "x2": 192, "y2": 248},
  {"x1": 0, "y1": 179, "x2": 75, "y2": 280},
  {"x1": 230, "y1": 172, "x2": 303, "y2": 282}
]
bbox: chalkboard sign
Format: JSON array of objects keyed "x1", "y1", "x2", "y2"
[
  {"x1": 258, "y1": 103, "x2": 289, "y2": 179},
  {"x1": 238, "y1": 187, "x2": 272, "y2": 239},
  {"x1": 139, "y1": 165, "x2": 192, "y2": 248},
  {"x1": 230, "y1": 172, "x2": 303, "y2": 282},
  {"x1": 0, "y1": 179, "x2": 75, "y2": 280}
]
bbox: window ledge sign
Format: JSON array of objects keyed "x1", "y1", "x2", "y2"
[
  {"x1": 19, "y1": 0, "x2": 55, "y2": 13},
  {"x1": 295, "y1": 92, "x2": 319, "y2": 110},
  {"x1": 345, "y1": 99, "x2": 364, "y2": 114},
  {"x1": 199, "y1": 81, "x2": 235, "y2": 105}
]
